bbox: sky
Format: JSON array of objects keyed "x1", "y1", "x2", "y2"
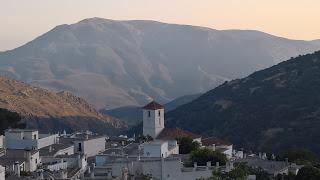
[{"x1": 0, "y1": 0, "x2": 319, "y2": 51}]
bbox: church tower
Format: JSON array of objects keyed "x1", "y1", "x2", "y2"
[{"x1": 143, "y1": 101, "x2": 165, "y2": 139}]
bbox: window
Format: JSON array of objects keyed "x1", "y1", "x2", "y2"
[
  {"x1": 78, "y1": 143, "x2": 82, "y2": 152},
  {"x1": 148, "y1": 111, "x2": 151, "y2": 117},
  {"x1": 158, "y1": 110, "x2": 161, "y2": 117},
  {"x1": 35, "y1": 159, "x2": 37, "y2": 164},
  {"x1": 33, "y1": 134, "x2": 37, "y2": 140}
]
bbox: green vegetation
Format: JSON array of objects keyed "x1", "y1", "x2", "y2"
[
  {"x1": 177, "y1": 137, "x2": 200, "y2": 154},
  {"x1": 0, "y1": 108, "x2": 24, "y2": 134},
  {"x1": 296, "y1": 166, "x2": 320, "y2": 180},
  {"x1": 167, "y1": 51, "x2": 320, "y2": 154},
  {"x1": 278, "y1": 149, "x2": 319, "y2": 165},
  {"x1": 198, "y1": 163, "x2": 269, "y2": 180},
  {"x1": 190, "y1": 148, "x2": 227, "y2": 166},
  {"x1": 135, "y1": 135, "x2": 153, "y2": 143}
]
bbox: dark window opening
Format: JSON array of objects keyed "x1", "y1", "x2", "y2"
[
  {"x1": 148, "y1": 111, "x2": 151, "y2": 117},
  {"x1": 78, "y1": 143, "x2": 82, "y2": 152}
]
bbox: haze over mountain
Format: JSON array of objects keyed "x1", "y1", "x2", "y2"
[
  {"x1": 101, "y1": 93, "x2": 201, "y2": 127},
  {"x1": 166, "y1": 51, "x2": 320, "y2": 154},
  {"x1": 0, "y1": 76, "x2": 126, "y2": 134},
  {"x1": 0, "y1": 18, "x2": 320, "y2": 108}
]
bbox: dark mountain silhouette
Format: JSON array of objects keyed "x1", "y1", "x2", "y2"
[{"x1": 166, "y1": 51, "x2": 320, "y2": 154}]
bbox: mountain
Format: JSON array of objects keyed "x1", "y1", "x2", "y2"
[
  {"x1": 0, "y1": 76, "x2": 126, "y2": 134},
  {"x1": 165, "y1": 93, "x2": 202, "y2": 112},
  {"x1": 101, "y1": 93, "x2": 201, "y2": 127},
  {"x1": 166, "y1": 51, "x2": 320, "y2": 154},
  {"x1": 0, "y1": 108, "x2": 25, "y2": 134},
  {"x1": 0, "y1": 18, "x2": 320, "y2": 108}
]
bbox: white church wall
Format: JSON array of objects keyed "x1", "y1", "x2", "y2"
[{"x1": 143, "y1": 108, "x2": 164, "y2": 138}]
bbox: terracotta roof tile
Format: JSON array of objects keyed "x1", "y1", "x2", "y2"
[
  {"x1": 143, "y1": 101, "x2": 164, "y2": 110},
  {"x1": 157, "y1": 128, "x2": 201, "y2": 140},
  {"x1": 201, "y1": 137, "x2": 232, "y2": 146}
]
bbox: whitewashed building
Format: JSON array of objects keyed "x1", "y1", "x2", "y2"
[
  {"x1": 4, "y1": 129, "x2": 59, "y2": 150},
  {"x1": 0, "y1": 149, "x2": 40, "y2": 172},
  {"x1": 201, "y1": 137, "x2": 233, "y2": 159},
  {"x1": 0, "y1": 165, "x2": 4, "y2": 180},
  {"x1": 61, "y1": 133, "x2": 106, "y2": 157},
  {"x1": 0, "y1": 136, "x2": 4, "y2": 149},
  {"x1": 93, "y1": 101, "x2": 219, "y2": 180}
]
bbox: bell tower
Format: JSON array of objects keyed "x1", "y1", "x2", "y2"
[{"x1": 142, "y1": 101, "x2": 165, "y2": 139}]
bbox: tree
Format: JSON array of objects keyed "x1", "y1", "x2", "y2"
[
  {"x1": 177, "y1": 137, "x2": 200, "y2": 154},
  {"x1": 190, "y1": 148, "x2": 227, "y2": 166},
  {"x1": 296, "y1": 166, "x2": 320, "y2": 180},
  {"x1": 135, "y1": 135, "x2": 153, "y2": 143},
  {"x1": 0, "y1": 108, "x2": 25, "y2": 134},
  {"x1": 228, "y1": 165, "x2": 248, "y2": 180},
  {"x1": 279, "y1": 148, "x2": 318, "y2": 165}
]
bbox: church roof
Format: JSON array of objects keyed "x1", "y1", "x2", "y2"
[
  {"x1": 157, "y1": 128, "x2": 201, "y2": 140},
  {"x1": 143, "y1": 101, "x2": 164, "y2": 110},
  {"x1": 201, "y1": 137, "x2": 232, "y2": 146}
]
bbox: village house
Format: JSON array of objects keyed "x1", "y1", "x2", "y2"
[
  {"x1": 92, "y1": 101, "x2": 229, "y2": 180},
  {"x1": 4, "y1": 129, "x2": 59, "y2": 150},
  {"x1": 60, "y1": 132, "x2": 107, "y2": 157},
  {"x1": 0, "y1": 149, "x2": 40, "y2": 173}
]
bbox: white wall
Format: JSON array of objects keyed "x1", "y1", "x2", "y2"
[
  {"x1": 5, "y1": 133, "x2": 58, "y2": 150},
  {"x1": 74, "y1": 137, "x2": 105, "y2": 157},
  {"x1": 94, "y1": 157, "x2": 213, "y2": 180},
  {"x1": 0, "y1": 136, "x2": 3, "y2": 149},
  {"x1": 29, "y1": 151, "x2": 40, "y2": 172},
  {"x1": 5, "y1": 137, "x2": 37, "y2": 150},
  {"x1": 143, "y1": 108, "x2": 164, "y2": 138},
  {"x1": 37, "y1": 134, "x2": 58, "y2": 149},
  {"x1": 56, "y1": 145, "x2": 74, "y2": 156},
  {"x1": 144, "y1": 141, "x2": 169, "y2": 158},
  {"x1": 0, "y1": 165, "x2": 4, "y2": 180}
]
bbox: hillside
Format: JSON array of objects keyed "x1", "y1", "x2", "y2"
[
  {"x1": 1, "y1": 18, "x2": 320, "y2": 108},
  {"x1": 101, "y1": 93, "x2": 201, "y2": 126},
  {"x1": 166, "y1": 51, "x2": 320, "y2": 154},
  {"x1": 0, "y1": 108, "x2": 25, "y2": 134},
  {"x1": 0, "y1": 76, "x2": 126, "y2": 134}
]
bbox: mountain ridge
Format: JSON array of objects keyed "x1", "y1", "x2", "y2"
[
  {"x1": 1, "y1": 17, "x2": 320, "y2": 108},
  {"x1": 0, "y1": 76, "x2": 126, "y2": 134},
  {"x1": 166, "y1": 51, "x2": 320, "y2": 154}
]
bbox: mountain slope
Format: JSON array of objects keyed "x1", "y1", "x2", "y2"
[
  {"x1": 101, "y1": 93, "x2": 201, "y2": 126},
  {"x1": 0, "y1": 108, "x2": 25, "y2": 134},
  {"x1": 0, "y1": 76, "x2": 126, "y2": 134},
  {"x1": 0, "y1": 18, "x2": 320, "y2": 108},
  {"x1": 166, "y1": 51, "x2": 320, "y2": 154}
]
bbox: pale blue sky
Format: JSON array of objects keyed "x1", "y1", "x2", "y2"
[{"x1": 1, "y1": 0, "x2": 319, "y2": 51}]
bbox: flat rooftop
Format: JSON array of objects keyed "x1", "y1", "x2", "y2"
[{"x1": 5, "y1": 129, "x2": 38, "y2": 133}]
